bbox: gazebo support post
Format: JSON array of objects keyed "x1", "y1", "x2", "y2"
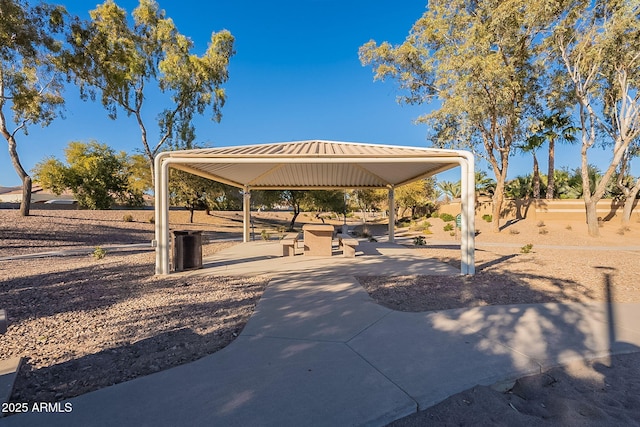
[
  {"x1": 388, "y1": 186, "x2": 395, "y2": 243},
  {"x1": 243, "y1": 187, "x2": 251, "y2": 243},
  {"x1": 459, "y1": 153, "x2": 475, "y2": 275},
  {"x1": 154, "y1": 152, "x2": 171, "y2": 275}
]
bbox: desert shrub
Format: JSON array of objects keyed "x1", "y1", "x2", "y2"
[
  {"x1": 92, "y1": 246, "x2": 107, "y2": 260},
  {"x1": 509, "y1": 229, "x2": 520, "y2": 235},
  {"x1": 122, "y1": 214, "x2": 134, "y2": 222},
  {"x1": 439, "y1": 213, "x2": 455, "y2": 222},
  {"x1": 260, "y1": 229, "x2": 269, "y2": 240},
  {"x1": 520, "y1": 243, "x2": 533, "y2": 254},
  {"x1": 396, "y1": 218, "x2": 411, "y2": 228},
  {"x1": 148, "y1": 216, "x2": 155, "y2": 224},
  {"x1": 449, "y1": 231, "x2": 456, "y2": 236},
  {"x1": 443, "y1": 223, "x2": 454, "y2": 232},
  {"x1": 536, "y1": 221, "x2": 545, "y2": 227},
  {"x1": 565, "y1": 225, "x2": 572, "y2": 230},
  {"x1": 431, "y1": 212, "x2": 440, "y2": 218},
  {"x1": 482, "y1": 214, "x2": 492, "y2": 222},
  {"x1": 413, "y1": 235, "x2": 426, "y2": 246},
  {"x1": 539, "y1": 228, "x2": 548, "y2": 235},
  {"x1": 421, "y1": 221, "x2": 432, "y2": 231}
]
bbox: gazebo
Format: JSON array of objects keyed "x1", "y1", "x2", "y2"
[{"x1": 153, "y1": 140, "x2": 475, "y2": 275}]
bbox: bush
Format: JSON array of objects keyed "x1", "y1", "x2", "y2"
[
  {"x1": 536, "y1": 220, "x2": 545, "y2": 227},
  {"x1": 482, "y1": 214, "x2": 492, "y2": 222},
  {"x1": 413, "y1": 235, "x2": 426, "y2": 246},
  {"x1": 421, "y1": 221, "x2": 432, "y2": 231},
  {"x1": 520, "y1": 243, "x2": 533, "y2": 254},
  {"x1": 92, "y1": 246, "x2": 107, "y2": 260},
  {"x1": 443, "y1": 223, "x2": 454, "y2": 232},
  {"x1": 565, "y1": 225, "x2": 572, "y2": 230},
  {"x1": 431, "y1": 212, "x2": 440, "y2": 218},
  {"x1": 123, "y1": 214, "x2": 134, "y2": 222},
  {"x1": 148, "y1": 216, "x2": 155, "y2": 224},
  {"x1": 538, "y1": 228, "x2": 548, "y2": 235},
  {"x1": 509, "y1": 229, "x2": 520, "y2": 235},
  {"x1": 449, "y1": 231, "x2": 456, "y2": 236},
  {"x1": 439, "y1": 213, "x2": 455, "y2": 222},
  {"x1": 260, "y1": 229, "x2": 269, "y2": 240}
]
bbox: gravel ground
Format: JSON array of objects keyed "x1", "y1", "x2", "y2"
[{"x1": 1, "y1": 208, "x2": 639, "y2": 424}]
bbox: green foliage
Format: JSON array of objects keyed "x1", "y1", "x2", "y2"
[
  {"x1": 360, "y1": 1, "x2": 565, "y2": 230},
  {"x1": 169, "y1": 169, "x2": 234, "y2": 222},
  {"x1": 260, "y1": 229, "x2": 269, "y2": 241},
  {"x1": 482, "y1": 214, "x2": 492, "y2": 223},
  {"x1": 0, "y1": 0, "x2": 69, "y2": 214},
  {"x1": 520, "y1": 243, "x2": 533, "y2": 254},
  {"x1": 413, "y1": 236, "x2": 426, "y2": 246},
  {"x1": 395, "y1": 178, "x2": 438, "y2": 217},
  {"x1": 63, "y1": 0, "x2": 235, "y2": 174},
  {"x1": 33, "y1": 141, "x2": 144, "y2": 209},
  {"x1": 443, "y1": 223, "x2": 454, "y2": 232},
  {"x1": 437, "y1": 181, "x2": 461, "y2": 200},
  {"x1": 439, "y1": 213, "x2": 455, "y2": 222},
  {"x1": 92, "y1": 246, "x2": 107, "y2": 260},
  {"x1": 123, "y1": 214, "x2": 134, "y2": 222}
]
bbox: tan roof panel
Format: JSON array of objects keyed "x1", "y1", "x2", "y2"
[{"x1": 162, "y1": 140, "x2": 467, "y2": 189}]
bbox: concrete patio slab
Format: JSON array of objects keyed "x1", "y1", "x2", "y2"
[
  {"x1": 242, "y1": 275, "x2": 392, "y2": 342},
  {"x1": 347, "y1": 311, "x2": 540, "y2": 410}
]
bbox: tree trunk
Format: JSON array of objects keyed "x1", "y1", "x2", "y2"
[
  {"x1": 189, "y1": 208, "x2": 195, "y2": 223},
  {"x1": 20, "y1": 176, "x2": 32, "y2": 216},
  {"x1": 585, "y1": 199, "x2": 600, "y2": 237},
  {"x1": 546, "y1": 138, "x2": 555, "y2": 199},
  {"x1": 288, "y1": 207, "x2": 300, "y2": 231},
  {"x1": 621, "y1": 178, "x2": 640, "y2": 226},
  {"x1": 532, "y1": 154, "x2": 540, "y2": 200},
  {"x1": 491, "y1": 181, "x2": 505, "y2": 233},
  {"x1": 3, "y1": 130, "x2": 32, "y2": 216}
]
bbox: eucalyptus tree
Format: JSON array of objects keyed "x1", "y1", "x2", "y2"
[
  {"x1": 553, "y1": 0, "x2": 640, "y2": 236},
  {"x1": 33, "y1": 141, "x2": 143, "y2": 209},
  {"x1": 395, "y1": 178, "x2": 437, "y2": 217},
  {"x1": 0, "y1": 0, "x2": 67, "y2": 215},
  {"x1": 616, "y1": 144, "x2": 640, "y2": 225},
  {"x1": 360, "y1": 0, "x2": 571, "y2": 232},
  {"x1": 64, "y1": 0, "x2": 235, "y2": 184}
]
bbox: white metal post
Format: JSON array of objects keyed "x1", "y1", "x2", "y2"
[
  {"x1": 243, "y1": 187, "x2": 251, "y2": 243},
  {"x1": 388, "y1": 186, "x2": 395, "y2": 243},
  {"x1": 154, "y1": 152, "x2": 171, "y2": 275},
  {"x1": 459, "y1": 153, "x2": 475, "y2": 275}
]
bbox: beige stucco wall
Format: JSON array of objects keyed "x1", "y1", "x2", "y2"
[{"x1": 438, "y1": 198, "x2": 640, "y2": 222}]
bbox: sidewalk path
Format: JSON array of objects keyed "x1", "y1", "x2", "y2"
[{"x1": 3, "y1": 242, "x2": 640, "y2": 426}]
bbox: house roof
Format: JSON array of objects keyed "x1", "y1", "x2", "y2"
[{"x1": 161, "y1": 140, "x2": 467, "y2": 189}]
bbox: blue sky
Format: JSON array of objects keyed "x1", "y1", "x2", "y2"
[{"x1": 0, "y1": 0, "x2": 624, "y2": 187}]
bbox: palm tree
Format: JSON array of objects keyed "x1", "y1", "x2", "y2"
[
  {"x1": 475, "y1": 171, "x2": 496, "y2": 197},
  {"x1": 519, "y1": 135, "x2": 544, "y2": 199},
  {"x1": 538, "y1": 114, "x2": 577, "y2": 199},
  {"x1": 437, "y1": 180, "x2": 461, "y2": 201}
]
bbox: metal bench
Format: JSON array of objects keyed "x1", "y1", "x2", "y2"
[
  {"x1": 339, "y1": 238, "x2": 359, "y2": 258},
  {"x1": 281, "y1": 233, "x2": 300, "y2": 256}
]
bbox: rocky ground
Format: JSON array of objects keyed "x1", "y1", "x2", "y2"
[{"x1": 1, "y1": 207, "x2": 639, "y2": 425}]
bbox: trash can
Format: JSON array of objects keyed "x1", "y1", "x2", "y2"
[{"x1": 172, "y1": 230, "x2": 203, "y2": 272}]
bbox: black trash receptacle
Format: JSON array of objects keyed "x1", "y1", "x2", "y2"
[{"x1": 172, "y1": 230, "x2": 203, "y2": 272}]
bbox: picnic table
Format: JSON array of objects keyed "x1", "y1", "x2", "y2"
[{"x1": 302, "y1": 224, "x2": 335, "y2": 256}]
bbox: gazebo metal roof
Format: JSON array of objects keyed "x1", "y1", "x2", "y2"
[
  {"x1": 161, "y1": 140, "x2": 465, "y2": 189},
  {"x1": 153, "y1": 140, "x2": 475, "y2": 275}
]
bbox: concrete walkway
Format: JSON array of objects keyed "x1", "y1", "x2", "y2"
[{"x1": 4, "y1": 241, "x2": 640, "y2": 426}]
